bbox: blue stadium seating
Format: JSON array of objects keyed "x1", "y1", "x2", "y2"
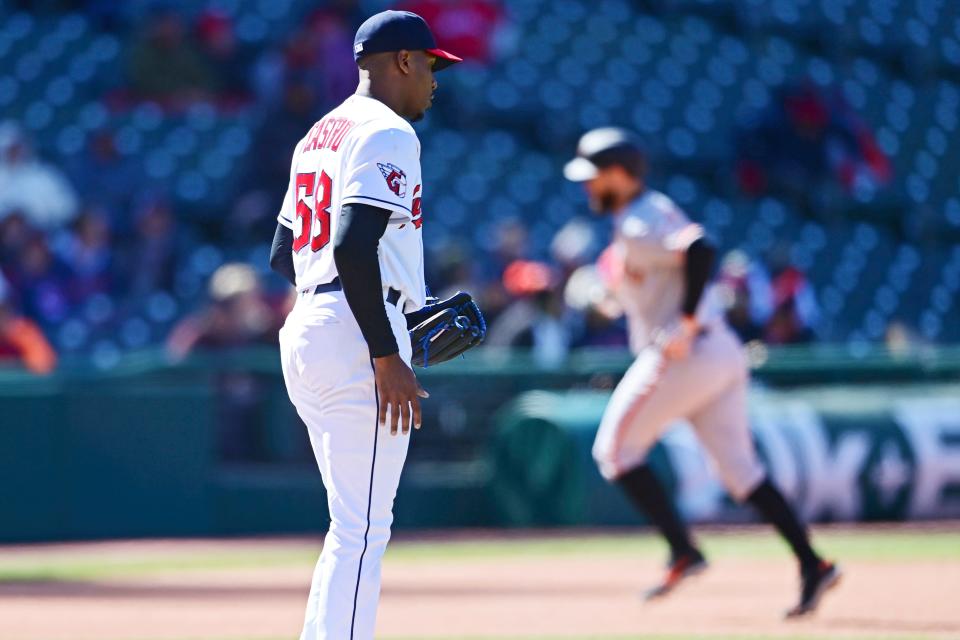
[{"x1": 1, "y1": 0, "x2": 958, "y2": 353}]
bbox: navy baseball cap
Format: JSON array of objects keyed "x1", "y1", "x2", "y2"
[
  {"x1": 564, "y1": 128, "x2": 646, "y2": 182},
  {"x1": 354, "y1": 10, "x2": 462, "y2": 71}
]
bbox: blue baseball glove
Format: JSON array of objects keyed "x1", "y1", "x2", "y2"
[{"x1": 405, "y1": 292, "x2": 486, "y2": 368}]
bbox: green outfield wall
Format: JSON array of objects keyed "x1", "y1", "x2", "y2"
[
  {"x1": 489, "y1": 386, "x2": 960, "y2": 526},
  {"x1": 0, "y1": 346, "x2": 958, "y2": 542}
]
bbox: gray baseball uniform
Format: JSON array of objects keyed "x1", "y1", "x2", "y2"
[{"x1": 592, "y1": 189, "x2": 765, "y2": 501}]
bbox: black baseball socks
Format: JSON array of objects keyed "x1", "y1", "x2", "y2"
[
  {"x1": 746, "y1": 478, "x2": 822, "y2": 571},
  {"x1": 616, "y1": 464, "x2": 700, "y2": 560}
]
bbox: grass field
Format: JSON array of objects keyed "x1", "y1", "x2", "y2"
[{"x1": 2, "y1": 525, "x2": 958, "y2": 640}]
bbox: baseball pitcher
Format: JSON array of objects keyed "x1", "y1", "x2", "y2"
[
  {"x1": 564, "y1": 128, "x2": 840, "y2": 617},
  {"x1": 268, "y1": 11, "x2": 481, "y2": 640}
]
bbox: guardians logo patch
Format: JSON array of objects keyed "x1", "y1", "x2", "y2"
[{"x1": 377, "y1": 163, "x2": 407, "y2": 197}]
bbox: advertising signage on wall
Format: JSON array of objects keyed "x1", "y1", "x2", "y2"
[
  {"x1": 491, "y1": 387, "x2": 960, "y2": 526},
  {"x1": 655, "y1": 396, "x2": 960, "y2": 522}
]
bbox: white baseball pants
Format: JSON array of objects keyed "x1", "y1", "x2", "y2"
[
  {"x1": 279, "y1": 289, "x2": 412, "y2": 640},
  {"x1": 593, "y1": 323, "x2": 766, "y2": 501}
]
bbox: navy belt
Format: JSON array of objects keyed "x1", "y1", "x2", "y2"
[{"x1": 312, "y1": 277, "x2": 401, "y2": 307}]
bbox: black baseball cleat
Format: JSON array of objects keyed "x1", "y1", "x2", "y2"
[
  {"x1": 644, "y1": 548, "x2": 708, "y2": 601},
  {"x1": 785, "y1": 561, "x2": 841, "y2": 618}
]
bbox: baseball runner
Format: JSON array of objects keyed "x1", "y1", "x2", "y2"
[
  {"x1": 267, "y1": 12, "x2": 478, "y2": 640},
  {"x1": 564, "y1": 128, "x2": 841, "y2": 617}
]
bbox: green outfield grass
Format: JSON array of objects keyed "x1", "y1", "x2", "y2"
[
  {"x1": 386, "y1": 527, "x2": 960, "y2": 563},
  {"x1": 0, "y1": 546, "x2": 317, "y2": 582},
  {"x1": 1, "y1": 526, "x2": 957, "y2": 584}
]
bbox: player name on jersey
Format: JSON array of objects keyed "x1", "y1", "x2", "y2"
[
  {"x1": 301, "y1": 116, "x2": 356, "y2": 153},
  {"x1": 276, "y1": 94, "x2": 427, "y2": 311}
]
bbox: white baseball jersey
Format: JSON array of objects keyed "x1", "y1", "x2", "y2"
[
  {"x1": 277, "y1": 94, "x2": 430, "y2": 640},
  {"x1": 277, "y1": 94, "x2": 427, "y2": 312},
  {"x1": 608, "y1": 189, "x2": 723, "y2": 353}
]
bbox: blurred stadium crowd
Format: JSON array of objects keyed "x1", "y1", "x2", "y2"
[{"x1": 1, "y1": 0, "x2": 959, "y2": 374}]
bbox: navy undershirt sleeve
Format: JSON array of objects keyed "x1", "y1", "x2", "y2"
[
  {"x1": 269, "y1": 222, "x2": 296, "y2": 287},
  {"x1": 682, "y1": 236, "x2": 716, "y2": 318},
  {"x1": 334, "y1": 203, "x2": 398, "y2": 358}
]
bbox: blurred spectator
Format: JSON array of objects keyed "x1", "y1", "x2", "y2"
[
  {"x1": 246, "y1": 79, "x2": 320, "y2": 195},
  {"x1": 574, "y1": 305, "x2": 628, "y2": 348},
  {"x1": 4, "y1": 232, "x2": 71, "y2": 328},
  {"x1": 427, "y1": 240, "x2": 484, "y2": 299},
  {"x1": 562, "y1": 261, "x2": 628, "y2": 348},
  {"x1": 239, "y1": 74, "x2": 320, "y2": 242},
  {"x1": 715, "y1": 249, "x2": 817, "y2": 345},
  {"x1": 0, "y1": 274, "x2": 57, "y2": 375},
  {"x1": 486, "y1": 260, "x2": 572, "y2": 367},
  {"x1": 764, "y1": 298, "x2": 815, "y2": 345},
  {"x1": 223, "y1": 191, "x2": 275, "y2": 247},
  {"x1": 399, "y1": 0, "x2": 510, "y2": 64},
  {"x1": 735, "y1": 82, "x2": 830, "y2": 196},
  {"x1": 279, "y1": 8, "x2": 355, "y2": 112},
  {"x1": 723, "y1": 284, "x2": 764, "y2": 343},
  {"x1": 490, "y1": 217, "x2": 529, "y2": 267},
  {"x1": 885, "y1": 320, "x2": 923, "y2": 356},
  {"x1": 123, "y1": 197, "x2": 180, "y2": 297},
  {"x1": 0, "y1": 122, "x2": 79, "y2": 230},
  {"x1": 770, "y1": 264, "x2": 818, "y2": 326},
  {"x1": 196, "y1": 10, "x2": 253, "y2": 105},
  {"x1": 128, "y1": 8, "x2": 214, "y2": 104},
  {"x1": 550, "y1": 217, "x2": 599, "y2": 278},
  {"x1": 166, "y1": 263, "x2": 280, "y2": 461},
  {"x1": 715, "y1": 250, "x2": 772, "y2": 343},
  {"x1": 68, "y1": 129, "x2": 137, "y2": 223},
  {"x1": 763, "y1": 264, "x2": 818, "y2": 345},
  {"x1": 167, "y1": 262, "x2": 276, "y2": 358},
  {"x1": 305, "y1": 9, "x2": 358, "y2": 109},
  {"x1": 735, "y1": 81, "x2": 891, "y2": 201},
  {"x1": 831, "y1": 98, "x2": 892, "y2": 198},
  {"x1": 480, "y1": 215, "x2": 529, "y2": 288},
  {"x1": 58, "y1": 208, "x2": 114, "y2": 303},
  {"x1": 0, "y1": 211, "x2": 32, "y2": 267},
  {"x1": 471, "y1": 216, "x2": 532, "y2": 325}
]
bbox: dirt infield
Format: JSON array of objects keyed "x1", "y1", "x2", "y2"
[{"x1": 1, "y1": 528, "x2": 958, "y2": 640}]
